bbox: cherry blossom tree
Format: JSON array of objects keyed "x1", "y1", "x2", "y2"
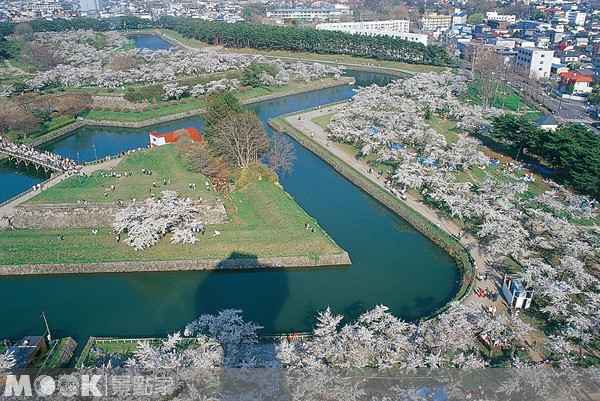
[
  {"x1": 184, "y1": 309, "x2": 263, "y2": 367},
  {"x1": 112, "y1": 190, "x2": 203, "y2": 250}
]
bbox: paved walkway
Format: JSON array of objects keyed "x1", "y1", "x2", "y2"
[
  {"x1": 285, "y1": 107, "x2": 507, "y2": 313},
  {"x1": 0, "y1": 158, "x2": 121, "y2": 229}
]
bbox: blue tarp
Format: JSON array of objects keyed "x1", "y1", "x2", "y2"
[
  {"x1": 391, "y1": 143, "x2": 405, "y2": 151},
  {"x1": 419, "y1": 157, "x2": 438, "y2": 166}
]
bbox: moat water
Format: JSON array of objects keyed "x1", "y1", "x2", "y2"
[{"x1": 0, "y1": 36, "x2": 459, "y2": 344}]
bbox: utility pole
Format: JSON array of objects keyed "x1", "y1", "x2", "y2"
[{"x1": 41, "y1": 311, "x2": 52, "y2": 342}]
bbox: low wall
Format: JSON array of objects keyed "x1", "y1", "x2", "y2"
[
  {"x1": 0, "y1": 252, "x2": 351, "y2": 276},
  {"x1": 13, "y1": 199, "x2": 228, "y2": 229}
]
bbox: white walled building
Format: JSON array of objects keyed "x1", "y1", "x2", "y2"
[
  {"x1": 316, "y1": 20, "x2": 410, "y2": 33},
  {"x1": 566, "y1": 11, "x2": 586, "y2": 26},
  {"x1": 485, "y1": 11, "x2": 516, "y2": 24},
  {"x1": 316, "y1": 19, "x2": 427, "y2": 45},
  {"x1": 80, "y1": 0, "x2": 99, "y2": 12},
  {"x1": 421, "y1": 14, "x2": 452, "y2": 31},
  {"x1": 265, "y1": 5, "x2": 350, "y2": 23},
  {"x1": 514, "y1": 47, "x2": 554, "y2": 79}
]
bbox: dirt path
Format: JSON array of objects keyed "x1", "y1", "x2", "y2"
[
  {"x1": 0, "y1": 158, "x2": 121, "y2": 229},
  {"x1": 285, "y1": 107, "x2": 507, "y2": 311}
]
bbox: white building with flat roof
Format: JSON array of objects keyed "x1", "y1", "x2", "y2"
[
  {"x1": 421, "y1": 14, "x2": 452, "y2": 31},
  {"x1": 514, "y1": 47, "x2": 554, "y2": 78},
  {"x1": 566, "y1": 11, "x2": 586, "y2": 26},
  {"x1": 485, "y1": 11, "x2": 516, "y2": 24},
  {"x1": 265, "y1": 5, "x2": 350, "y2": 23},
  {"x1": 316, "y1": 19, "x2": 427, "y2": 44},
  {"x1": 316, "y1": 20, "x2": 410, "y2": 33}
]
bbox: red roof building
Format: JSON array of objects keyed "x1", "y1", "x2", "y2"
[
  {"x1": 558, "y1": 71, "x2": 593, "y2": 94},
  {"x1": 149, "y1": 127, "x2": 204, "y2": 147}
]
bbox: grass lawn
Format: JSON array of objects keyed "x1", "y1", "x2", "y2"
[
  {"x1": 311, "y1": 113, "x2": 334, "y2": 130},
  {"x1": 85, "y1": 98, "x2": 207, "y2": 122},
  {"x1": 463, "y1": 82, "x2": 541, "y2": 119},
  {"x1": 428, "y1": 115, "x2": 458, "y2": 144},
  {"x1": 158, "y1": 29, "x2": 213, "y2": 49},
  {"x1": 0, "y1": 179, "x2": 342, "y2": 265},
  {"x1": 36, "y1": 338, "x2": 72, "y2": 368},
  {"x1": 25, "y1": 145, "x2": 217, "y2": 205}
]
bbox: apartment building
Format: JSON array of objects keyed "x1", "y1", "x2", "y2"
[
  {"x1": 265, "y1": 5, "x2": 350, "y2": 23},
  {"x1": 421, "y1": 14, "x2": 452, "y2": 31},
  {"x1": 485, "y1": 11, "x2": 516, "y2": 24},
  {"x1": 316, "y1": 20, "x2": 410, "y2": 33},
  {"x1": 514, "y1": 47, "x2": 554, "y2": 78}
]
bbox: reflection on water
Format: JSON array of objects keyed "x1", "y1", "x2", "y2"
[{"x1": 0, "y1": 69, "x2": 458, "y2": 344}]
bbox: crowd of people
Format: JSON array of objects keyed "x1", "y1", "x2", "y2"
[{"x1": 0, "y1": 136, "x2": 79, "y2": 174}]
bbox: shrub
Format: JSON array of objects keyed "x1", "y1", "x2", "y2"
[
  {"x1": 113, "y1": 106, "x2": 121, "y2": 112},
  {"x1": 152, "y1": 104, "x2": 160, "y2": 109},
  {"x1": 93, "y1": 106, "x2": 102, "y2": 111},
  {"x1": 170, "y1": 100, "x2": 179, "y2": 106},
  {"x1": 133, "y1": 108, "x2": 140, "y2": 113},
  {"x1": 142, "y1": 106, "x2": 149, "y2": 111},
  {"x1": 179, "y1": 99, "x2": 186, "y2": 104},
  {"x1": 122, "y1": 107, "x2": 130, "y2": 113},
  {"x1": 162, "y1": 102, "x2": 169, "y2": 107},
  {"x1": 103, "y1": 106, "x2": 111, "y2": 111},
  {"x1": 49, "y1": 111, "x2": 61, "y2": 119},
  {"x1": 127, "y1": 87, "x2": 135, "y2": 92},
  {"x1": 189, "y1": 96, "x2": 196, "y2": 102},
  {"x1": 107, "y1": 88, "x2": 114, "y2": 92}
]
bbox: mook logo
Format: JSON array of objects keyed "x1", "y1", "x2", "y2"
[{"x1": 4, "y1": 374, "x2": 102, "y2": 397}]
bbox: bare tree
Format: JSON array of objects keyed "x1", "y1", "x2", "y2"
[
  {"x1": 56, "y1": 93, "x2": 91, "y2": 116},
  {"x1": 35, "y1": 96, "x2": 58, "y2": 115},
  {"x1": 213, "y1": 112, "x2": 270, "y2": 169},
  {"x1": 176, "y1": 135, "x2": 215, "y2": 175},
  {"x1": 18, "y1": 42, "x2": 60, "y2": 71},
  {"x1": 107, "y1": 53, "x2": 139, "y2": 71},
  {"x1": 268, "y1": 133, "x2": 296, "y2": 176}
]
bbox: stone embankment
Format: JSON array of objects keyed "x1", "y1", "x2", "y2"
[
  {"x1": 0, "y1": 252, "x2": 351, "y2": 276},
  {"x1": 269, "y1": 118, "x2": 475, "y2": 310},
  {"x1": 13, "y1": 199, "x2": 228, "y2": 229},
  {"x1": 14, "y1": 77, "x2": 356, "y2": 149},
  {"x1": 82, "y1": 77, "x2": 356, "y2": 129}
]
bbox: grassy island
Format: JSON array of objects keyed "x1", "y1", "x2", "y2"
[{"x1": 0, "y1": 145, "x2": 345, "y2": 267}]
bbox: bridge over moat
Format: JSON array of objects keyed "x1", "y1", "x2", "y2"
[{"x1": 0, "y1": 138, "x2": 79, "y2": 174}]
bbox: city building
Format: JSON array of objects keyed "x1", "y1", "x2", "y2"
[
  {"x1": 421, "y1": 14, "x2": 452, "y2": 32},
  {"x1": 316, "y1": 19, "x2": 428, "y2": 45},
  {"x1": 558, "y1": 71, "x2": 593, "y2": 94},
  {"x1": 452, "y1": 11, "x2": 467, "y2": 26},
  {"x1": 265, "y1": 5, "x2": 350, "y2": 24},
  {"x1": 566, "y1": 11, "x2": 586, "y2": 26},
  {"x1": 316, "y1": 20, "x2": 410, "y2": 33},
  {"x1": 514, "y1": 47, "x2": 554, "y2": 78},
  {"x1": 80, "y1": 0, "x2": 99, "y2": 12},
  {"x1": 485, "y1": 11, "x2": 516, "y2": 24}
]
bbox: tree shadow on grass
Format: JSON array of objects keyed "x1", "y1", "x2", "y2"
[{"x1": 193, "y1": 252, "x2": 290, "y2": 334}]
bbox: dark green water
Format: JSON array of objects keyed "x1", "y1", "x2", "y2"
[
  {"x1": 130, "y1": 34, "x2": 173, "y2": 50},
  {"x1": 0, "y1": 69, "x2": 459, "y2": 343}
]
